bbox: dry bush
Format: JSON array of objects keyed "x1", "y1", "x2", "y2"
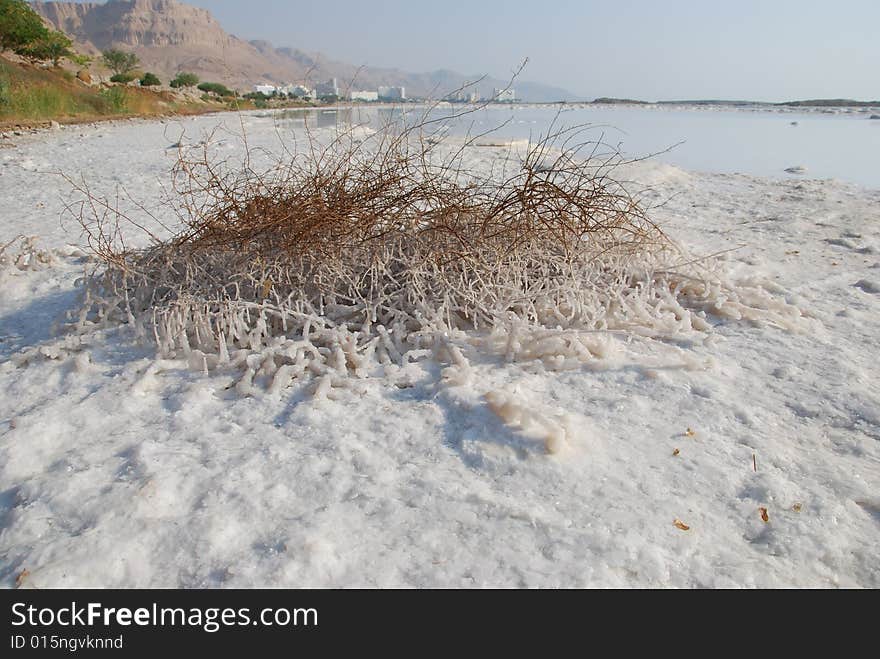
[
  {"x1": 0, "y1": 235, "x2": 54, "y2": 272},
  {"x1": 68, "y1": 99, "x2": 804, "y2": 391}
]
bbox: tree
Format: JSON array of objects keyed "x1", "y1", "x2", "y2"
[
  {"x1": 139, "y1": 72, "x2": 160, "y2": 87},
  {"x1": 17, "y1": 31, "x2": 73, "y2": 67},
  {"x1": 0, "y1": 0, "x2": 50, "y2": 53},
  {"x1": 101, "y1": 49, "x2": 139, "y2": 76},
  {"x1": 170, "y1": 72, "x2": 199, "y2": 88}
]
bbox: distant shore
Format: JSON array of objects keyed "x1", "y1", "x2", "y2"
[{"x1": 591, "y1": 97, "x2": 880, "y2": 109}]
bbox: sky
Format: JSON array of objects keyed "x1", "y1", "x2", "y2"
[{"x1": 72, "y1": 1, "x2": 880, "y2": 101}]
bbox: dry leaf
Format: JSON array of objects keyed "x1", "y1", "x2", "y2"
[
  {"x1": 673, "y1": 519, "x2": 690, "y2": 531},
  {"x1": 685, "y1": 428, "x2": 696, "y2": 437},
  {"x1": 792, "y1": 503, "x2": 802, "y2": 513},
  {"x1": 672, "y1": 448, "x2": 680, "y2": 456},
  {"x1": 261, "y1": 279, "x2": 273, "y2": 298},
  {"x1": 759, "y1": 507, "x2": 769, "y2": 523},
  {"x1": 15, "y1": 569, "x2": 29, "y2": 588}
]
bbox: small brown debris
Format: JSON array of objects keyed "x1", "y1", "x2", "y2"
[
  {"x1": 759, "y1": 507, "x2": 770, "y2": 523},
  {"x1": 672, "y1": 448, "x2": 680, "y2": 456},
  {"x1": 685, "y1": 428, "x2": 696, "y2": 437},
  {"x1": 673, "y1": 519, "x2": 690, "y2": 531},
  {"x1": 753, "y1": 454, "x2": 757, "y2": 472},
  {"x1": 15, "y1": 569, "x2": 29, "y2": 588},
  {"x1": 792, "y1": 503, "x2": 802, "y2": 513}
]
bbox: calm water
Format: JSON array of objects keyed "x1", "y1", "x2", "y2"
[{"x1": 274, "y1": 104, "x2": 880, "y2": 188}]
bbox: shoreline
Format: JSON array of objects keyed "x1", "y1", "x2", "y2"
[{"x1": 6, "y1": 96, "x2": 879, "y2": 138}]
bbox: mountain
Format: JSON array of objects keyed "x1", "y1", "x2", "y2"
[{"x1": 31, "y1": 0, "x2": 581, "y2": 101}]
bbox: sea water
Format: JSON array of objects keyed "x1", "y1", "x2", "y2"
[{"x1": 277, "y1": 103, "x2": 880, "y2": 188}]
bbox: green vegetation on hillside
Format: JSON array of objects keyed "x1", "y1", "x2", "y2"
[
  {"x1": 170, "y1": 72, "x2": 199, "y2": 88},
  {"x1": 109, "y1": 73, "x2": 136, "y2": 84},
  {"x1": 0, "y1": 3, "x2": 305, "y2": 126},
  {"x1": 16, "y1": 30, "x2": 73, "y2": 67},
  {"x1": 139, "y1": 72, "x2": 161, "y2": 87},
  {"x1": 0, "y1": 0, "x2": 48, "y2": 53},
  {"x1": 0, "y1": 55, "x2": 237, "y2": 126},
  {"x1": 198, "y1": 81, "x2": 235, "y2": 97},
  {"x1": 101, "y1": 49, "x2": 140, "y2": 77}
]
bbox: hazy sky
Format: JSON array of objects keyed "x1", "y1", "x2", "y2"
[{"x1": 78, "y1": 0, "x2": 880, "y2": 101}]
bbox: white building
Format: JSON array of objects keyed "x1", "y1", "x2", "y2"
[
  {"x1": 378, "y1": 86, "x2": 406, "y2": 101},
  {"x1": 253, "y1": 84, "x2": 277, "y2": 96},
  {"x1": 492, "y1": 88, "x2": 516, "y2": 103},
  {"x1": 349, "y1": 90, "x2": 379, "y2": 102},
  {"x1": 315, "y1": 78, "x2": 339, "y2": 98},
  {"x1": 287, "y1": 84, "x2": 315, "y2": 99},
  {"x1": 448, "y1": 90, "x2": 480, "y2": 103}
]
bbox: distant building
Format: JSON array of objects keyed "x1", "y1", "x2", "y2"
[
  {"x1": 288, "y1": 84, "x2": 315, "y2": 99},
  {"x1": 349, "y1": 90, "x2": 379, "y2": 102},
  {"x1": 253, "y1": 84, "x2": 277, "y2": 96},
  {"x1": 378, "y1": 86, "x2": 406, "y2": 102},
  {"x1": 493, "y1": 88, "x2": 516, "y2": 103},
  {"x1": 315, "y1": 78, "x2": 339, "y2": 98},
  {"x1": 447, "y1": 90, "x2": 480, "y2": 103}
]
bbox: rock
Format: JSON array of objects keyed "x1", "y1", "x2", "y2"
[
  {"x1": 76, "y1": 69, "x2": 92, "y2": 84},
  {"x1": 784, "y1": 166, "x2": 807, "y2": 175},
  {"x1": 870, "y1": 114, "x2": 880, "y2": 120},
  {"x1": 854, "y1": 279, "x2": 879, "y2": 294},
  {"x1": 50, "y1": 121, "x2": 61, "y2": 130}
]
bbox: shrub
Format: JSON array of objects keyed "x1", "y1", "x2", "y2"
[
  {"x1": 101, "y1": 49, "x2": 139, "y2": 76},
  {"x1": 68, "y1": 53, "x2": 92, "y2": 67},
  {"x1": 110, "y1": 73, "x2": 136, "y2": 84},
  {"x1": 197, "y1": 81, "x2": 234, "y2": 97},
  {"x1": 0, "y1": 0, "x2": 49, "y2": 53},
  {"x1": 0, "y1": 74, "x2": 10, "y2": 109},
  {"x1": 139, "y1": 72, "x2": 160, "y2": 87},
  {"x1": 170, "y1": 72, "x2": 199, "y2": 88},
  {"x1": 98, "y1": 86, "x2": 127, "y2": 113},
  {"x1": 72, "y1": 111, "x2": 680, "y2": 371}
]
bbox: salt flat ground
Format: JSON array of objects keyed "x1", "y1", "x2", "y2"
[{"x1": 0, "y1": 112, "x2": 878, "y2": 588}]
